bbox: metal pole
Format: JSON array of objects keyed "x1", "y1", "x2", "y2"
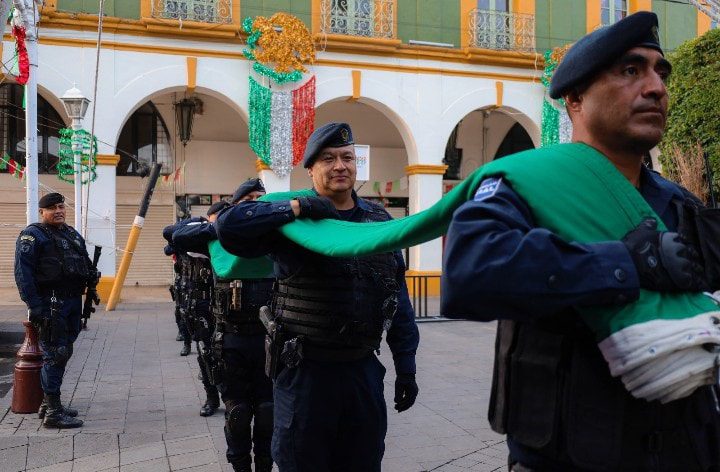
[
  {"x1": 106, "y1": 163, "x2": 162, "y2": 311},
  {"x1": 23, "y1": 15, "x2": 38, "y2": 225},
  {"x1": 72, "y1": 118, "x2": 82, "y2": 229}
]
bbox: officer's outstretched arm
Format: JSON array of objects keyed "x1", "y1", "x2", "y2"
[
  {"x1": 216, "y1": 201, "x2": 295, "y2": 257},
  {"x1": 441, "y1": 180, "x2": 639, "y2": 321},
  {"x1": 173, "y1": 221, "x2": 215, "y2": 255},
  {"x1": 14, "y1": 229, "x2": 43, "y2": 313}
]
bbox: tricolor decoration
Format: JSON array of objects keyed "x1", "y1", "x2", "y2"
[
  {"x1": 0, "y1": 153, "x2": 26, "y2": 180},
  {"x1": 371, "y1": 177, "x2": 409, "y2": 195},
  {"x1": 541, "y1": 45, "x2": 573, "y2": 147},
  {"x1": 245, "y1": 13, "x2": 316, "y2": 178},
  {"x1": 11, "y1": 24, "x2": 28, "y2": 85},
  {"x1": 158, "y1": 164, "x2": 185, "y2": 187},
  {"x1": 249, "y1": 76, "x2": 316, "y2": 178},
  {"x1": 57, "y1": 128, "x2": 98, "y2": 184}
]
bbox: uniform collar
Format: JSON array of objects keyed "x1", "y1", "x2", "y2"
[{"x1": 639, "y1": 165, "x2": 684, "y2": 219}]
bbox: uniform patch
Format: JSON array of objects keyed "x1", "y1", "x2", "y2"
[
  {"x1": 474, "y1": 177, "x2": 502, "y2": 202},
  {"x1": 20, "y1": 235, "x2": 35, "y2": 242},
  {"x1": 20, "y1": 244, "x2": 32, "y2": 253}
]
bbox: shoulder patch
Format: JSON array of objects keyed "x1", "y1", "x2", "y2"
[
  {"x1": 474, "y1": 177, "x2": 502, "y2": 202},
  {"x1": 20, "y1": 234, "x2": 35, "y2": 243}
]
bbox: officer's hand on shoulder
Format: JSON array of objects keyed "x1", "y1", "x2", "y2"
[
  {"x1": 294, "y1": 196, "x2": 340, "y2": 220},
  {"x1": 622, "y1": 218, "x2": 706, "y2": 292},
  {"x1": 394, "y1": 373, "x2": 419, "y2": 413}
]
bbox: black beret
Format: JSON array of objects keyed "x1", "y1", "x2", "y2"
[
  {"x1": 231, "y1": 178, "x2": 266, "y2": 204},
  {"x1": 549, "y1": 11, "x2": 663, "y2": 99},
  {"x1": 207, "y1": 201, "x2": 231, "y2": 216},
  {"x1": 303, "y1": 122, "x2": 354, "y2": 168},
  {"x1": 38, "y1": 192, "x2": 64, "y2": 209}
]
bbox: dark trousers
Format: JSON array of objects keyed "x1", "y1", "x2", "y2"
[
  {"x1": 186, "y1": 299, "x2": 218, "y2": 400},
  {"x1": 175, "y1": 304, "x2": 190, "y2": 340},
  {"x1": 37, "y1": 296, "x2": 82, "y2": 395},
  {"x1": 272, "y1": 355, "x2": 387, "y2": 472},
  {"x1": 219, "y1": 333, "x2": 274, "y2": 464}
]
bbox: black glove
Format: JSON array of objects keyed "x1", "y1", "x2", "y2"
[
  {"x1": 394, "y1": 373, "x2": 419, "y2": 412},
  {"x1": 28, "y1": 306, "x2": 44, "y2": 325},
  {"x1": 622, "y1": 218, "x2": 705, "y2": 292},
  {"x1": 295, "y1": 196, "x2": 340, "y2": 220}
]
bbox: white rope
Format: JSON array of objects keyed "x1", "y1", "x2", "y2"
[{"x1": 81, "y1": 0, "x2": 105, "y2": 238}]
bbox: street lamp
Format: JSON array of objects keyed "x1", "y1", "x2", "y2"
[
  {"x1": 175, "y1": 97, "x2": 196, "y2": 146},
  {"x1": 60, "y1": 86, "x2": 91, "y2": 231}
]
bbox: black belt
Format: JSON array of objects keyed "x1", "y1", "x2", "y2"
[
  {"x1": 224, "y1": 322, "x2": 266, "y2": 336},
  {"x1": 39, "y1": 287, "x2": 84, "y2": 298}
]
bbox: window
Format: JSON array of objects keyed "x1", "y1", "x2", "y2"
[
  {"x1": 330, "y1": 0, "x2": 374, "y2": 37},
  {"x1": 477, "y1": 0, "x2": 509, "y2": 12},
  {"x1": 154, "y1": 0, "x2": 232, "y2": 24},
  {"x1": 601, "y1": 0, "x2": 627, "y2": 25},
  {"x1": 116, "y1": 102, "x2": 172, "y2": 177},
  {"x1": 0, "y1": 84, "x2": 64, "y2": 175}
]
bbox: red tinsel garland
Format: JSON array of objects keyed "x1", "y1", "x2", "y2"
[
  {"x1": 12, "y1": 26, "x2": 29, "y2": 85},
  {"x1": 291, "y1": 76, "x2": 316, "y2": 166}
]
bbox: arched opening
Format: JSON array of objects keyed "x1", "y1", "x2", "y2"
[
  {"x1": 443, "y1": 106, "x2": 536, "y2": 186},
  {"x1": 115, "y1": 101, "x2": 173, "y2": 176},
  {"x1": 291, "y1": 99, "x2": 410, "y2": 219},
  {"x1": 0, "y1": 83, "x2": 66, "y2": 175}
]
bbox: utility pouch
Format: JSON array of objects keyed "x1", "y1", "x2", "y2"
[
  {"x1": 280, "y1": 337, "x2": 304, "y2": 369},
  {"x1": 230, "y1": 280, "x2": 242, "y2": 311}
]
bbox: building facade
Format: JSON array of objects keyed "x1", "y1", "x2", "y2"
[{"x1": 0, "y1": 0, "x2": 711, "y2": 295}]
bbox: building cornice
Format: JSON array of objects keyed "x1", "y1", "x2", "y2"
[{"x1": 405, "y1": 165, "x2": 448, "y2": 176}]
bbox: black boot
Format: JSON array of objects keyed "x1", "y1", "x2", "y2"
[
  {"x1": 38, "y1": 397, "x2": 78, "y2": 419},
  {"x1": 254, "y1": 455, "x2": 273, "y2": 472},
  {"x1": 180, "y1": 341, "x2": 191, "y2": 356},
  {"x1": 200, "y1": 392, "x2": 220, "y2": 417},
  {"x1": 229, "y1": 456, "x2": 252, "y2": 472},
  {"x1": 42, "y1": 394, "x2": 83, "y2": 429},
  {"x1": 175, "y1": 331, "x2": 184, "y2": 342}
]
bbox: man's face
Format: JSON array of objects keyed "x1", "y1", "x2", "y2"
[
  {"x1": 308, "y1": 145, "x2": 357, "y2": 196},
  {"x1": 40, "y1": 203, "x2": 66, "y2": 226},
  {"x1": 567, "y1": 47, "x2": 671, "y2": 153},
  {"x1": 234, "y1": 191, "x2": 265, "y2": 205}
]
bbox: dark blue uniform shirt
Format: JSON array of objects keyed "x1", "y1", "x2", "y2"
[
  {"x1": 441, "y1": 165, "x2": 694, "y2": 321},
  {"x1": 216, "y1": 192, "x2": 419, "y2": 375},
  {"x1": 172, "y1": 220, "x2": 215, "y2": 256}
]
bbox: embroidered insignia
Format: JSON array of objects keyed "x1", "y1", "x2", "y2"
[
  {"x1": 20, "y1": 235, "x2": 35, "y2": 242},
  {"x1": 341, "y1": 128, "x2": 349, "y2": 142},
  {"x1": 474, "y1": 177, "x2": 502, "y2": 202}
]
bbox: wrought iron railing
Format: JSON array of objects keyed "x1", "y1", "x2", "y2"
[
  {"x1": 151, "y1": 0, "x2": 233, "y2": 24},
  {"x1": 468, "y1": 8, "x2": 535, "y2": 52},
  {"x1": 406, "y1": 275, "x2": 441, "y2": 318},
  {"x1": 320, "y1": 0, "x2": 395, "y2": 39}
]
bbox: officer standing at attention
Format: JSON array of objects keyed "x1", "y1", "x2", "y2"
[
  {"x1": 162, "y1": 224, "x2": 191, "y2": 352},
  {"x1": 442, "y1": 12, "x2": 720, "y2": 471},
  {"x1": 216, "y1": 123, "x2": 420, "y2": 472},
  {"x1": 14, "y1": 192, "x2": 91, "y2": 428},
  {"x1": 174, "y1": 178, "x2": 274, "y2": 472}
]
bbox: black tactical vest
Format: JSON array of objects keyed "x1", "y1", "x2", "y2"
[
  {"x1": 32, "y1": 223, "x2": 89, "y2": 291},
  {"x1": 212, "y1": 278, "x2": 274, "y2": 334},
  {"x1": 272, "y1": 203, "x2": 399, "y2": 350},
  {"x1": 489, "y1": 314, "x2": 720, "y2": 470},
  {"x1": 180, "y1": 253, "x2": 213, "y2": 302}
]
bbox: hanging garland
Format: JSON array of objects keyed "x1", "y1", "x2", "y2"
[
  {"x1": 242, "y1": 13, "x2": 315, "y2": 85},
  {"x1": 249, "y1": 76, "x2": 316, "y2": 177},
  {"x1": 11, "y1": 25, "x2": 29, "y2": 85},
  {"x1": 540, "y1": 45, "x2": 572, "y2": 147},
  {"x1": 57, "y1": 128, "x2": 98, "y2": 184},
  {"x1": 0, "y1": 153, "x2": 26, "y2": 180}
]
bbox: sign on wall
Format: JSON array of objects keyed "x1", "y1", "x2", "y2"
[{"x1": 355, "y1": 144, "x2": 370, "y2": 181}]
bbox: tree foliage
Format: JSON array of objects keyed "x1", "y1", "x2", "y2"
[{"x1": 660, "y1": 28, "x2": 720, "y2": 199}]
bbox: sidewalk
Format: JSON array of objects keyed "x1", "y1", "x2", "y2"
[{"x1": 0, "y1": 301, "x2": 506, "y2": 472}]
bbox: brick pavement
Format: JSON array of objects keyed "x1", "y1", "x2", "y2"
[{"x1": 0, "y1": 301, "x2": 506, "y2": 472}]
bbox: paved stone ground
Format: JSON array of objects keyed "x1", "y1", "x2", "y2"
[{"x1": 0, "y1": 301, "x2": 506, "y2": 472}]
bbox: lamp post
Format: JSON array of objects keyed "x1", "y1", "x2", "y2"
[{"x1": 60, "y1": 86, "x2": 91, "y2": 231}]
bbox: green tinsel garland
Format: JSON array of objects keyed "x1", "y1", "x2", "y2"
[
  {"x1": 57, "y1": 128, "x2": 97, "y2": 184},
  {"x1": 248, "y1": 77, "x2": 272, "y2": 165},
  {"x1": 242, "y1": 16, "x2": 303, "y2": 85},
  {"x1": 540, "y1": 49, "x2": 565, "y2": 147}
]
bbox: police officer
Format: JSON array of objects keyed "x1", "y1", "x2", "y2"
[
  {"x1": 168, "y1": 216, "x2": 221, "y2": 416},
  {"x1": 174, "y1": 179, "x2": 274, "y2": 472},
  {"x1": 442, "y1": 12, "x2": 720, "y2": 471},
  {"x1": 15, "y1": 192, "x2": 92, "y2": 428},
  {"x1": 162, "y1": 224, "x2": 192, "y2": 352},
  {"x1": 216, "y1": 123, "x2": 420, "y2": 471}
]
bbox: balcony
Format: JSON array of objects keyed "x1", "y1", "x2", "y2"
[
  {"x1": 468, "y1": 9, "x2": 535, "y2": 52},
  {"x1": 150, "y1": 0, "x2": 233, "y2": 24},
  {"x1": 320, "y1": 0, "x2": 395, "y2": 39}
]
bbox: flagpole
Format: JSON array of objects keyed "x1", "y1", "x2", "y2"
[{"x1": 21, "y1": 1, "x2": 39, "y2": 225}]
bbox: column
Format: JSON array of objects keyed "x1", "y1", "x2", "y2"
[
  {"x1": 88, "y1": 154, "x2": 119, "y2": 301},
  {"x1": 405, "y1": 164, "x2": 447, "y2": 296},
  {"x1": 256, "y1": 159, "x2": 291, "y2": 193}
]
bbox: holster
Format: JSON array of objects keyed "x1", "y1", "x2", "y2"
[{"x1": 264, "y1": 334, "x2": 285, "y2": 380}]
